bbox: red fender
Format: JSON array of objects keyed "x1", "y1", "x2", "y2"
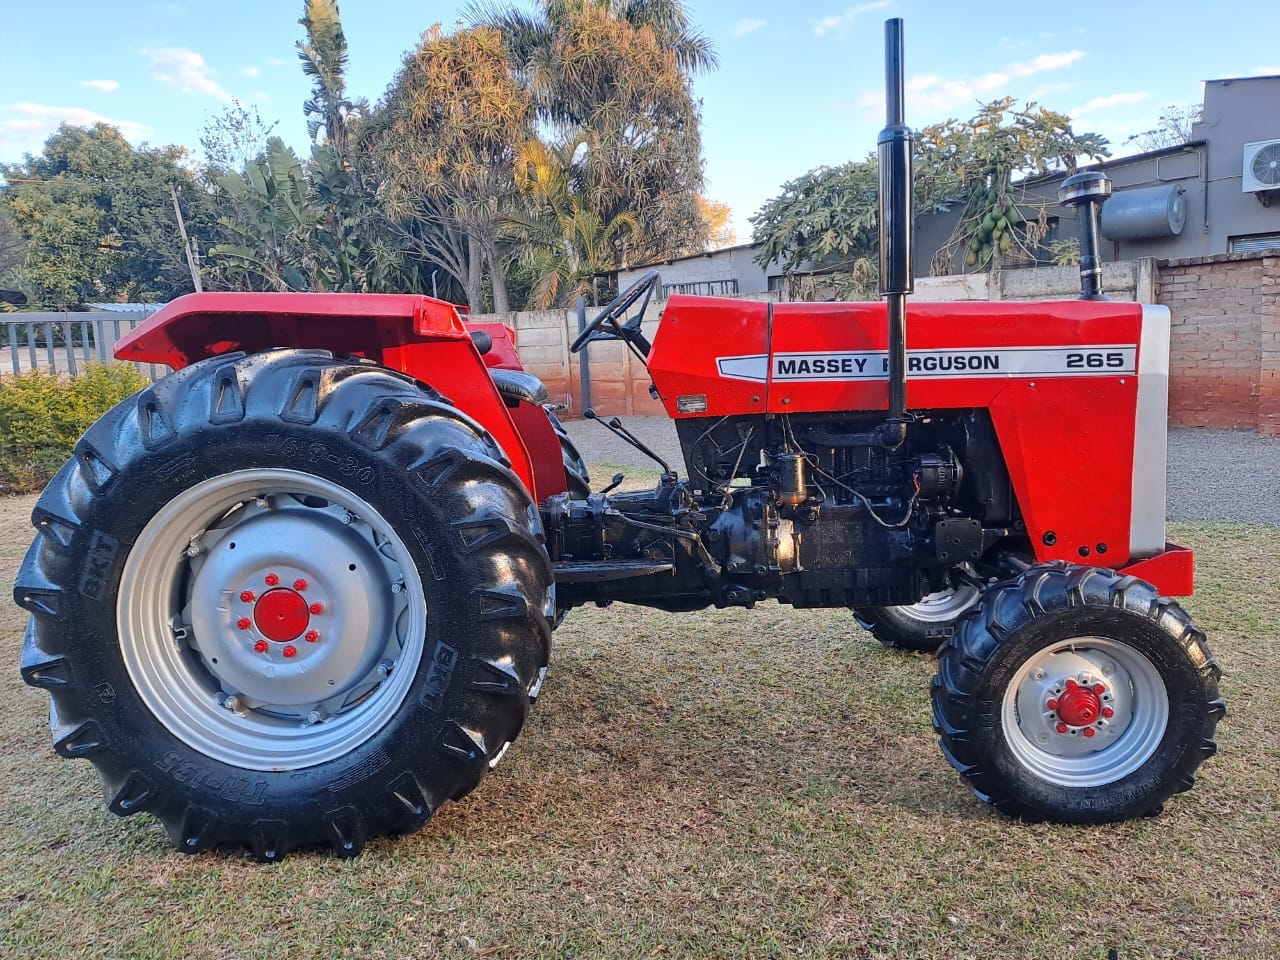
[{"x1": 115, "y1": 292, "x2": 547, "y2": 500}]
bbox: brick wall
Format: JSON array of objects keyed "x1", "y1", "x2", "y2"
[{"x1": 1160, "y1": 253, "x2": 1280, "y2": 434}]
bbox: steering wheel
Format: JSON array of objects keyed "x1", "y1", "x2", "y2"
[{"x1": 570, "y1": 271, "x2": 660, "y2": 354}]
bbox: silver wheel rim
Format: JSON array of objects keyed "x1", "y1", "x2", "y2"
[
  {"x1": 898, "y1": 583, "x2": 980, "y2": 623},
  {"x1": 1000, "y1": 637, "x2": 1168, "y2": 787},
  {"x1": 118, "y1": 468, "x2": 428, "y2": 772}
]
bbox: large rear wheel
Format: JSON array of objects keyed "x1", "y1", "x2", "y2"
[{"x1": 17, "y1": 350, "x2": 553, "y2": 859}]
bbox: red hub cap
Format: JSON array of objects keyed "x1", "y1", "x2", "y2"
[
  {"x1": 253, "y1": 588, "x2": 310, "y2": 642},
  {"x1": 1056, "y1": 683, "x2": 1102, "y2": 727}
]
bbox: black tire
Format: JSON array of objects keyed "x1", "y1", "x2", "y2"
[
  {"x1": 16, "y1": 349, "x2": 553, "y2": 860},
  {"x1": 932, "y1": 563, "x2": 1224, "y2": 823},
  {"x1": 854, "y1": 582, "x2": 981, "y2": 653},
  {"x1": 547, "y1": 410, "x2": 590, "y2": 498}
]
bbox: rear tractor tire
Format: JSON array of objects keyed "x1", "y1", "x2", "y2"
[
  {"x1": 932, "y1": 563, "x2": 1224, "y2": 822},
  {"x1": 17, "y1": 350, "x2": 553, "y2": 860}
]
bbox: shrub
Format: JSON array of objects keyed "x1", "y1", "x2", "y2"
[{"x1": 0, "y1": 363, "x2": 150, "y2": 494}]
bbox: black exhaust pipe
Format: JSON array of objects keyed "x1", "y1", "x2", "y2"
[
  {"x1": 877, "y1": 17, "x2": 913, "y2": 450},
  {"x1": 1057, "y1": 171, "x2": 1113, "y2": 300}
]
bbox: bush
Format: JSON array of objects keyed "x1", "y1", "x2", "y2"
[{"x1": 0, "y1": 363, "x2": 150, "y2": 494}]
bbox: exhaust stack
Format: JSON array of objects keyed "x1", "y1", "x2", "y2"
[{"x1": 877, "y1": 17, "x2": 913, "y2": 449}]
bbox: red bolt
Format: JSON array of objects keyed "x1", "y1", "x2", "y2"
[
  {"x1": 236, "y1": 617, "x2": 251, "y2": 631},
  {"x1": 1083, "y1": 727, "x2": 1097, "y2": 738},
  {"x1": 282, "y1": 645, "x2": 298, "y2": 658},
  {"x1": 305, "y1": 630, "x2": 319, "y2": 643},
  {"x1": 1093, "y1": 683, "x2": 1106, "y2": 695},
  {"x1": 1055, "y1": 722, "x2": 1069, "y2": 734},
  {"x1": 240, "y1": 590, "x2": 255, "y2": 603},
  {"x1": 309, "y1": 602, "x2": 324, "y2": 615},
  {"x1": 1065, "y1": 678, "x2": 1077, "y2": 689},
  {"x1": 1101, "y1": 706, "x2": 1115, "y2": 719},
  {"x1": 1046, "y1": 698, "x2": 1059, "y2": 711},
  {"x1": 265, "y1": 573, "x2": 279, "y2": 586},
  {"x1": 294, "y1": 578, "x2": 308, "y2": 591},
  {"x1": 254, "y1": 640, "x2": 269, "y2": 653}
]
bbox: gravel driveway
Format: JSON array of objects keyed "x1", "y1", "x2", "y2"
[{"x1": 562, "y1": 417, "x2": 1279, "y2": 525}]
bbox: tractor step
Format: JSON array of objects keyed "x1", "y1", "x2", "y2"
[{"x1": 553, "y1": 560, "x2": 675, "y2": 583}]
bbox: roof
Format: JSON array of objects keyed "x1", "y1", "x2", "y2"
[
  {"x1": 620, "y1": 241, "x2": 762, "y2": 272},
  {"x1": 87, "y1": 302, "x2": 165, "y2": 313}
]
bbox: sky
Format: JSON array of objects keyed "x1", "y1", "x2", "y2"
[{"x1": 3, "y1": 0, "x2": 1279, "y2": 240}]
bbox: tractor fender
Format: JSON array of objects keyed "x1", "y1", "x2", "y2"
[{"x1": 115, "y1": 292, "x2": 545, "y2": 499}]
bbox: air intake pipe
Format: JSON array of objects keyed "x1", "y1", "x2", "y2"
[
  {"x1": 1058, "y1": 171, "x2": 1113, "y2": 300},
  {"x1": 877, "y1": 18, "x2": 913, "y2": 450}
]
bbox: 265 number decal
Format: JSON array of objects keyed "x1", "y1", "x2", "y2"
[{"x1": 1066, "y1": 351, "x2": 1127, "y2": 369}]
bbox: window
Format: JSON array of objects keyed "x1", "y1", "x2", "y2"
[{"x1": 1229, "y1": 233, "x2": 1280, "y2": 253}]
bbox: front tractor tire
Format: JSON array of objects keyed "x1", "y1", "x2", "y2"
[
  {"x1": 932, "y1": 564, "x2": 1224, "y2": 823},
  {"x1": 854, "y1": 582, "x2": 982, "y2": 653},
  {"x1": 17, "y1": 350, "x2": 553, "y2": 860}
]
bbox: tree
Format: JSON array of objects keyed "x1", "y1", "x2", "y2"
[
  {"x1": 371, "y1": 24, "x2": 533, "y2": 312},
  {"x1": 200, "y1": 100, "x2": 279, "y2": 175},
  {"x1": 697, "y1": 197, "x2": 735, "y2": 250},
  {"x1": 472, "y1": 0, "x2": 713, "y2": 266},
  {"x1": 928, "y1": 98, "x2": 1108, "y2": 275},
  {"x1": 505, "y1": 135, "x2": 639, "y2": 307},
  {"x1": 297, "y1": 0, "x2": 355, "y2": 154},
  {"x1": 1, "y1": 123, "x2": 213, "y2": 307},
  {"x1": 749, "y1": 161, "x2": 880, "y2": 277},
  {"x1": 1125, "y1": 104, "x2": 1202, "y2": 152},
  {"x1": 0, "y1": 206, "x2": 25, "y2": 294}
]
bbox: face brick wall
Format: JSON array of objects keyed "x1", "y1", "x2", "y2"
[{"x1": 1161, "y1": 253, "x2": 1280, "y2": 435}]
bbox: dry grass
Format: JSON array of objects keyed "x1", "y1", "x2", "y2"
[{"x1": 1, "y1": 487, "x2": 1277, "y2": 958}]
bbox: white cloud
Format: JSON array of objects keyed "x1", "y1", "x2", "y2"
[
  {"x1": 1071, "y1": 91, "x2": 1148, "y2": 116},
  {"x1": 243, "y1": 66, "x2": 261, "y2": 79},
  {"x1": 0, "y1": 103, "x2": 151, "y2": 153},
  {"x1": 252, "y1": 91, "x2": 271, "y2": 104},
  {"x1": 734, "y1": 18, "x2": 767, "y2": 38},
  {"x1": 144, "y1": 47, "x2": 230, "y2": 100},
  {"x1": 80, "y1": 79, "x2": 120, "y2": 93},
  {"x1": 814, "y1": 1, "x2": 891, "y2": 38},
  {"x1": 1254, "y1": 65, "x2": 1280, "y2": 75},
  {"x1": 847, "y1": 50, "x2": 1086, "y2": 115}
]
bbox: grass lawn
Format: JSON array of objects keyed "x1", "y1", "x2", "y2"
[{"x1": 1, "y1": 482, "x2": 1276, "y2": 959}]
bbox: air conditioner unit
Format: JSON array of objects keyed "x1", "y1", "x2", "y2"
[{"x1": 1243, "y1": 140, "x2": 1280, "y2": 192}]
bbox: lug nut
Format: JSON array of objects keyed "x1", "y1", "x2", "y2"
[
  {"x1": 309, "y1": 602, "x2": 324, "y2": 615},
  {"x1": 1093, "y1": 683, "x2": 1106, "y2": 695},
  {"x1": 254, "y1": 640, "x2": 269, "y2": 653},
  {"x1": 1101, "y1": 706, "x2": 1115, "y2": 719},
  {"x1": 236, "y1": 617, "x2": 251, "y2": 630},
  {"x1": 1047, "y1": 698, "x2": 1059, "y2": 711},
  {"x1": 240, "y1": 590, "x2": 255, "y2": 603},
  {"x1": 294, "y1": 579, "x2": 308, "y2": 591},
  {"x1": 282, "y1": 645, "x2": 298, "y2": 658},
  {"x1": 1065, "y1": 678, "x2": 1077, "y2": 689},
  {"x1": 1083, "y1": 727, "x2": 1097, "y2": 738},
  {"x1": 265, "y1": 573, "x2": 279, "y2": 586},
  {"x1": 1055, "y1": 722, "x2": 1068, "y2": 734},
  {"x1": 305, "y1": 630, "x2": 319, "y2": 643}
]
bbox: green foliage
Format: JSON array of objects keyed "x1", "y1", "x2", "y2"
[
  {"x1": 0, "y1": 363, "x2": 148, "y2": 492},
  {"x1": 927, "y1": 98, "x2": 1109, "y2": 275},
  {"x1": 749, "y1": 161, "x2": 880, "y2": 278},
  {"x1": 0, "y1": 124, "x2": 215, "y2": 307},
  {"x1": 200, "y1": 100, "x2": 279, "y2": 175},
  {"x1": 298, "y1": 0, "x2": 354, "y2": 152}
]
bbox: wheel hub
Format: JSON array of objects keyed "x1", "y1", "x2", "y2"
[
  {"x1": 1001, "y1": 638, "x2": 1170, "y2": 787},
  {"x1": 253, "y1": 587, "x2": 310, "y2": 642}
]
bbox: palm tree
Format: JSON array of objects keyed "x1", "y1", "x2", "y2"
[
  {"x1": 469, "y1": 0, "x2": 713, "y2": 265},
  {"x1": 297, "y1": 0, "x2": 354, "y2": 154}
]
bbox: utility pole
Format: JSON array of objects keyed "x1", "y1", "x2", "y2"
[{"x1": 168, "y1": 183, "x2": 203, "y2": 293}]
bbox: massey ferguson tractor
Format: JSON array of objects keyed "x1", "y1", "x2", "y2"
[{"x1": 16, "y1": 21, "x2": 1223, "y2": 861}]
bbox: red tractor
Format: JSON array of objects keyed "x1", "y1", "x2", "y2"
[{"x1": 16, "y1": 21, "x2": 1222, "y2": 860}]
